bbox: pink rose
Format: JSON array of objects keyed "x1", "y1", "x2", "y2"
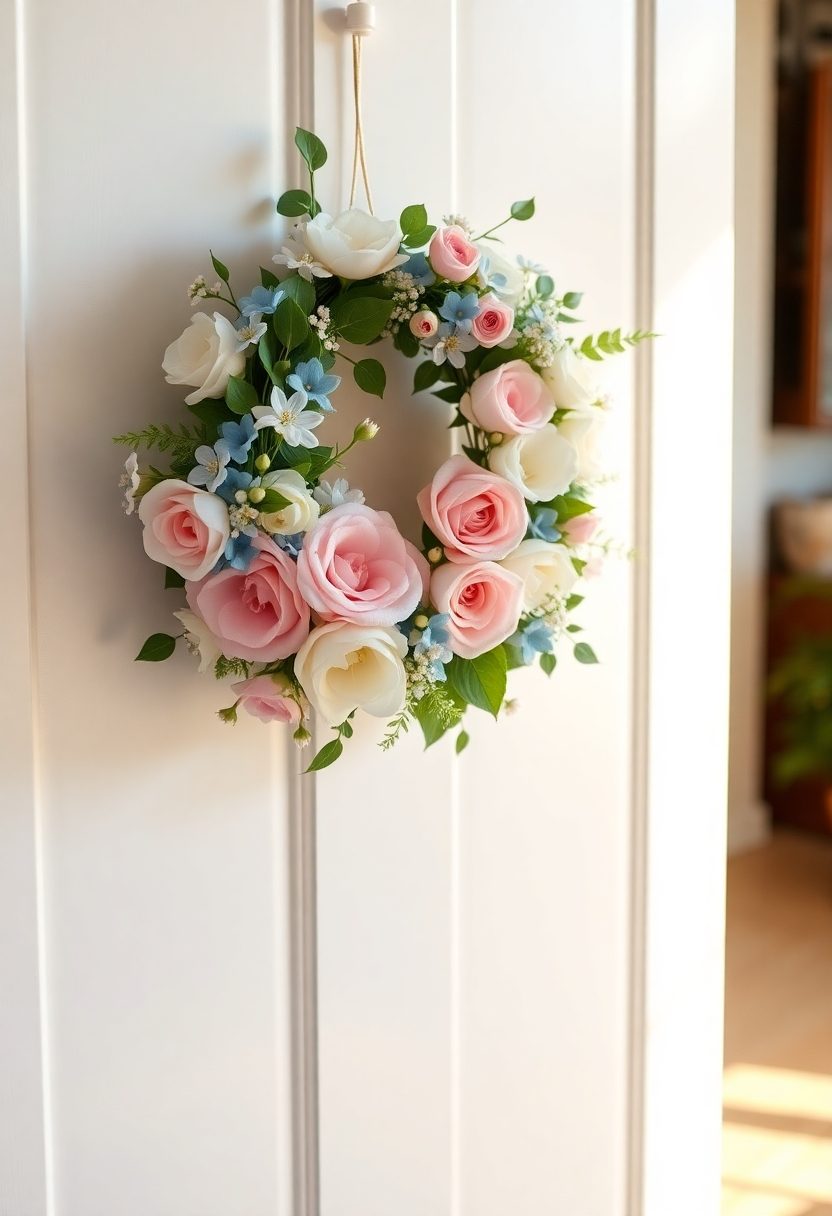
[
  {"x1": 410, "y1": 310, "x2": 439, "y2": 340},
  {"x1": 429, "y1": 225, "x2": 481, "y2": 282},
  {"x1": 417, "y1": 454, "x2": 527, "y2": 563},
  {"x1": 562, "y1": 513, "x2": 600, "y2": 545},
  {"x1": 232, "y1": 674, "x2": 303, "y2": 725},
  {"x1": 186, "y1": 535, "x2": 310, "y2": 662},
  {"x1": 430, "y1": 561, "x2": 524, "y2": 659},
  {"x1": 139, "y1": 478, "x2": 230, "y2": 581},
  {"x1": 470, "y1": 293, "x2": 515, "y2": 348},
  {"x1": 460, "y1": 360, "x2": 555, "y2": 435},
  {"x1": 297, "y1": 503, "x2": 428, "y2": 625}
]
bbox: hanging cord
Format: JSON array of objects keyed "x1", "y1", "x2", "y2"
[{"x1": 345, "y1": 3, "x2": 376, "y2": 213}]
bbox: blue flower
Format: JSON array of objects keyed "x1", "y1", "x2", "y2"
[
  {"x1": 187, "y1": 442, "x2": 231, "y2": 493},
  {"x1": 239, "y1": 285, "x2": 284, "y2": 317},
  {"x1": 400, "y1": 252, "x2": 435, "y2": 287},
  {"x1": 511, "y1": 618, "x2": 554, "y2": 666},
  {"x1": 219, "y1": 414, "x2": 257, "y2": 464},
  {"x1": 438, "y1": 290, "x2": 481, "y2": 334},
  {"x1": 478, "y1": 254, "x2": 508, "y2": 293},
  {"x1": 286, "y1": 357, "x2": 341, "y2": 413},
  {"x1": 218, "y1": 531, "x2": 256, "y2": 571},
  {"x1": 275, "y1": 532, "x2": 304, "y2": 558},
  {"x1": 412, "y1": 612, "x2": 454, "y2": 680},
  {"x1": 217, "y1": 468, "x2": 255, "y2": 504},
  {"x1": 529, "y1": 508, "x2": 561, "y2": 543}
]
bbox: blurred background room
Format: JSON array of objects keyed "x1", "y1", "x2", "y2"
[{"x1": 727, "y1": 0, "x2": 832, "y2": 1209}]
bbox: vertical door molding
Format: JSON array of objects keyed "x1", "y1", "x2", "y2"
[
  {"x1": 0, "y1": 0, "x2": 50, "y2": 1212},
  {"x1": 628, "y1": 1, "x2": 734, "y2": 1213}
]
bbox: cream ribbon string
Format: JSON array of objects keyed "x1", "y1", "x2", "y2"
[{"x1": 348, "y1": 33, "x2": 374, "y2": 214}]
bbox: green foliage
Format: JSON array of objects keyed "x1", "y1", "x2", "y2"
[
  {"x1": 113, "y1": 423, "x2": 204, "y2": 464},
  {"x1": 330, "y1": 294, "x2": 394, "y2": 344},
  {"x1": 225, "y1": 374, "x2": 259, "y2": 416},
  {"x1": 164, "y1": 567, "x2": 185, "y2": 590},
  {"x1": 573, "y1": 642, "x2": 598, "y2": 665},
  {"x1": 258, "y1": 487, "x2": 292, "y2": 513},
  {"x1": 306, "y1": 737, "x2": 343, "y2": 772},
  {"x1": 537, "y1": 274, "x2": 555, "y2": 298},
  {"x1": 274, "y1": 297, "x2": 309, "y2": 352},
  {"x1": 548, "y1": 492, "x2": 594, "y2": 523},
  {"x1": 455, "y1": 729, "x2": 470, "y2": 755},
  {"x1": 400, "y1": 203, "x2": 427, "y2": 234},
  {"x1": 210, "y1": 251, "x2": 230, "y2": 283},
  {"x1": 135, "y1": 633, "x2": 177, "y2": 662},
  {"x1": 394, "y1": 324, "x2": 420, "y2": 358},
  {"x1": 353, "y1": 358, "x2": 386, "y2": 398},
  {"x1": 277, "y1": 188, "x2": 313, "y2": 217},
  {"x1": 540, "y1": 652, "x2": 557, "y2": 676},
  {"x1": 189, "y1": 399, "x2": 232, "y2": 430},
  {"x1": 280, "y1": 273, "x2": 316, "y2": 315},
  {"x1": 579, "y1": 328, "x2": 657, "y2": 361},
  {"x1": 214, "y1": 656, "x2": 251, "y2": 680},
  {"x1": 510, "y1": 197, "x2": 535, "y2": 221},
  {"x1": 413, "y1": 361, "x2": 443, "y2": 393},
  {"x1": 446, "y1": 646, "x2": 507, "y2": 718},
  {"x1": 413, "y1": 685, "x2": 465, "y2": 748},
  {"x1": 260, "y1": 266, "x2": 281, "y2": 289},
  {"x1": 562, "y1": 290, "x2": 583, "y2": 309},
  {"x1": 768, "y1": 636, "x2": 832, "y2": 786},
  {"x1": 294, "y1": 127, "x2": 327, "y2": 172}
]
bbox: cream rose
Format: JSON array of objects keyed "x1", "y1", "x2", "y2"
[
  {"x1": 162, "y1": 312, "x2": 246, "y2": 406},
  {"x1": 302, "y1": 209, "x2": 408, "y2": 280},
  {"x1": 294, "y1": 622, "x2": 408, "y2": 727},
  {"x1": 258, "y1": 469, "x2": 320, "y2": 535},
  {"x1": 541, "y1": 345, "x2": 600, "y2": 409},
  {"x1": 557, "y1": 406, "x2": 605, "y2": 484},
  {"x1": 500, "y1": 540, "x2": 578, "y2": 612},
  {"x1": 477, "y1": 241, "x2": 525, "y2": 305},
  {"x1": 488, "y1": 426, "x2": 578, "y2": 502}
]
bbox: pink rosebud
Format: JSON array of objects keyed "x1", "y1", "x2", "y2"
[
  {"x1": 460, "y1": 360, "x2": 555, "y2": 436},
  {"x1": 186, "y1": 535, "x2": 310, "y2": 663},
  {"x1": 470, "y1": 292, "x2": 515, "y2": 348},
  {"x1": 417, "y1": 454, "x2": 528, "y2": 563},
  {"x1": 232, "y1": 674, "x2": 303, "y2": 725},
  {"x1": 409, "y1": 309, "x2": 439, "y2": 340},
  {"x1": 139, "y1": 478, "x2": 230, "y2": 581},
  {"x1": 430, "y1": 560, "x2": 524, "y2": 659},
  {"x1": 297, "y1": 503, "x2": 428, "y2": 625},
  {"x1": 429, "y1": 225, "x2": 481, "y2": 282},
  {"x1": 562, "y1": 513, "x2": 600, "y2": 545}
]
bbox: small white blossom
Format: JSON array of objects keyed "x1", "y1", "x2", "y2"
[
  {"x1": 313, "y1": 478, "x2": 365, "y2": 510},
  {"x1": 235, "y1": 312, "x2": 268, "y2": 349},
  {"x1": 187, "y1": 275, "x2": 208, "y2": 304},
  {"x1": 273, "y1": 229, "x2": 333, "y2": 282},
  {"x1": 119, "y1": 452, "x2": 140, "y2": 515},
  {"x1": 442, "y1": 213, "x2": 473, "y2": 234},
  {"x1": 173, "y1": 610, "x2": 222, "y2": 674},
  {"x1": 517, "y1": 255, "x2": 548, "y2": 275},
  {"x1": 427, "y1": 324, "x2": 477, "y2": 369},
  {"x1": 307, "y1": 304, "x2": 340, "y2": 352},
  {"x1": 252, "y1": 386, "x2": 324, "y2": 449}
]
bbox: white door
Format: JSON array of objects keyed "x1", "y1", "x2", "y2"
[{"x1": 1, "y1": 2, "x2": 734, "y2": 1215}]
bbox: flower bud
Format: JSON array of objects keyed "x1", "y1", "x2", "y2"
[
  {"x1": 255, "y1": 453, "x2": 271, "y2": 472},
  {"x1": 427, "y1": 546, "x2": 444, "y2": 564},
  {"x1": 293, "y1": 725, "x2": 312, "y2": 748},
  {"x1": 217, "y1": 705, "x2": 238, "y2": 724},
  {"x1": 489, "y1": 431, "x2": 504, "y2": 446},
  {"x1": 248, "y1": 486, "x2": 266, "y2": 504},
  {"x1": 409, "y1": 309, "x2": 439, "y2": 341},
  {"x1": 354, "y1": 418, "x2": 379, "y2": 442},
  {"x1": 414, "y1": 613, "x2": 429, "y2": 630},
  {"x1": 234, "y1": 489, "x2": 248, "y2": 504}
]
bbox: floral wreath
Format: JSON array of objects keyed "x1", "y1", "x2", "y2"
[{"x1": 116, "y1": 127, "x2": 650, "y2": 770}]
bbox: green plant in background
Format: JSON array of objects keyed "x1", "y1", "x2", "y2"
[{"x1": 768, "y1": 636, "x2": 832, "y2": 785}]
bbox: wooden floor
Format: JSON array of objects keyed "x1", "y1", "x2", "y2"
[{"x1": 722, "y1": 830, "x2": 832, "y2": 1216}]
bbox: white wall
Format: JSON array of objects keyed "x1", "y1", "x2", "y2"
[{"x1": 1, "y1": 1, "x2": 734, "y2": 1214}]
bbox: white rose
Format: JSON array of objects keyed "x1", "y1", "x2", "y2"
[
  {"x1": 303, "y1": 209, "x2": 408, "y2": 280},
  {"x1": 500, "y1": 540, "x2": 578, "y2": 612},
  {"x1": 477, "y1": 241, "x2": 525, "y2": 306},
  {"x1": 557, "y1": 407, "x2": 605, "y2": 484},
  {"x1": 488, "y1": 426, "x2": 578, "y2": 502},
  {"x1": 173, "y1": 609, "x2": 222, "y2": 674},
  {"x1": 258, "y1": 469, "x2": 320, "y2": 535},
  {"x1": 294, "y1": 621, "x2": 408, "y2": 727},
  {"x1": 162, "y1": 312, "x2": 246, "y2": 406},
  {"x1": 541, "y1": 344, "x2": 600, "y2": 409}
]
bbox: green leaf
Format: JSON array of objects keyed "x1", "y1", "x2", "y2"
[
  {"x1": 573, "y1": 642, "x2": 598, "y2": 665},
  {"x1": 210, "y1": 251, "x2": 230, "y2": 283},
  {"x1": 478, "y1": 345, "x2": 521, "y2": 374},
  {"x1": 225, "y1": 375, "x2": 259, "y2": 416},
  {"x1": 413, "y1": 698, "x2": 451, "y2": 748},
  {"x1": 135, "y1": 633, "x2": 177, "y2": 662},
  {"x1": 562, "y1": 290, "x2": 583, "y2": 309},
  {"x1": 455, "y1": 730, "x2": 470, "y2": 755},
  {"x1": 305, "y1": 737, "x2": 343, "y2": 772},
  {"x1": 395, "y1": 325, "x2": 420, "y2": 358},
  {"x1": 446, "y1": 646, "x2": 507, "y2": 718},
  {"x1": 274, "y1": 297, "x2": 310, "y2": 352},
  {"x1": 414, "y1": 361, "x2": 442, "y2": 392},
  {"x1": 188, "y1": 399, "x2": 231, "y2": 430},
  {"x1": 354, "y1": 358, "x2": 386, "y2": 398},
  {"x1": 565, "y1": 593, "x2": 584, "y2": 611},
  {"x1": 510, "y1": 197, "x2": 535, "y2": 221},
  {"x1": 279, "y1": 274, "x2": 316, "y2": 315},
  {"x1": 277, "y1": 188, "x2": 313, "y2": 217},
  {"x1": 549, "y1": 493, "x2": 594, "y2": 522},
  {"x1": 537, "y1": 274, "x2": 555, "y2": 298},
  {"x1": 540, "y1": 652, "x2": 557, "y2": 676},
  {"x1": 259, "y1": 328, "x2": 279, "y2": 382},
  {"x1": 402, "y1": 225, "x2": 436, "y2": 248},
  {"x1": 258, "y1": 488, "x2": 292, "y2": 513},
  {"x1": 294, "y1": 127, "x2": 327, "y2": 172},
  {"x1": 400, "y1": 203, "x2": 427, "y2": 234},
  {"x1": 330, "y1": 294, "x2": 394, "y2": 344},
  {"x1": 260, "y1": 266, "x2": 280, "y2": 289},
  {"x1": 433, "y1": 384, "x2": 463, "y2": 404},
  {"x1": 164, "y1": 568, "x2": 185, "y2": 590}
]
